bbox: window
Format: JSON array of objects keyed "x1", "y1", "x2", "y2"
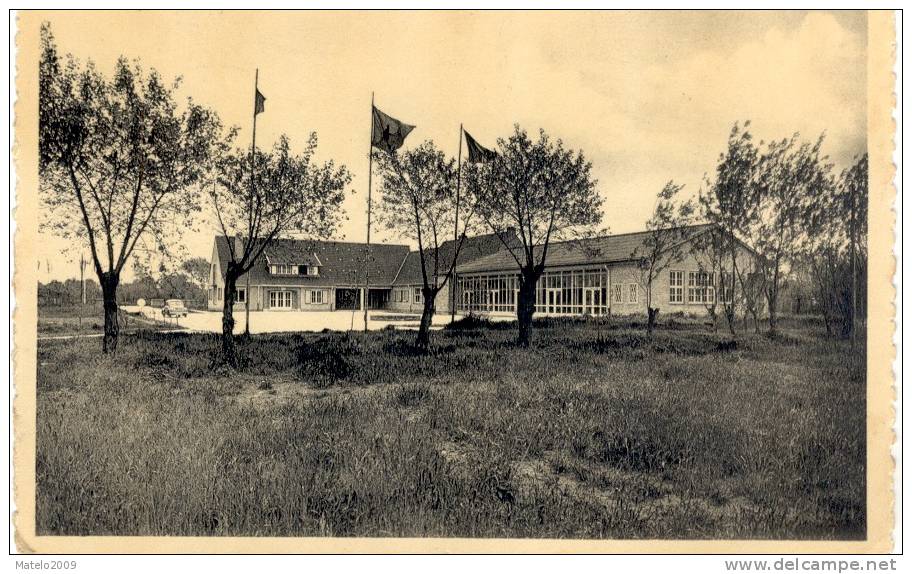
[
  {"x1": 718, "y1": 272, "x2": 733, "y2": 304},
  {"x1": 687, "y1": 271, "x2": 715, "y2": 304},
  {"x1": 669, "y1": 270, "x2": 684, "y2": 304},
  {"x1": 628, "y1": 284, "x2": 638, "y2": 304},
  {"x1": 269, "y1": 290, "x2": 294, "y2": 309},
  {"x1": 235, "y1": 288, "x2": 246, "y2": 303},
  {"x1": 612, "y1": 284, "x2": 624, "y2": 304},
  {"x1": 270, "y1": 264, "x2": 298, "y2": 275},
  {"x1": 308, "y1": 266, "x2": 320, "y2": 276},
  {"x1": 414, "y1": 288, "x2": 422, "y2": 304},
  {"x1": 307, "y1": 289, "x2": 325, "y2": 305}
]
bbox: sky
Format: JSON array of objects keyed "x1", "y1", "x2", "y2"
[{"x1": 27, "y1": 10, "x2": 868, "y2": 282}]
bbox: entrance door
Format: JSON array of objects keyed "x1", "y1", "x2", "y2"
[
  {"x1": 335, "y1": 288, "x2": 360, "y2": 310},
  {"x1": 583, "y1": 287, "x2": 602, "y2": 315}
]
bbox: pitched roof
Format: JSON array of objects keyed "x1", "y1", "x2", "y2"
[
  {"x1": 392, "y1": 231, "x2": 513, "y2": 286},
  {"x1": 214, "y1": 236, "x2": 411, "y2": 287},
  {"x1": 455, "y1": 223, "x2": 717, "y2": 274}
]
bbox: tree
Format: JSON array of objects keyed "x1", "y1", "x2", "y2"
[
  {"x1": 374, "y1": 140, "x2": 477, "y2": 350},
  {"x1": 181, "y1": 256, "x2": 210, "y2": 292},
  {"x1": 209, "y1": 134, "x2": 350, "y2": 365},
  {"x1": 39, "y1": 24, "x2": 219, "y2": 352},
  {"x1": 699, "y1": 122, "x2": 759, "y2": 337},
  {"x1": 752, "y1": 133, "x2": 832, "y2": 334},
  {"x1": 800, "y1": 154, "x2": 867, "y2": 340},
  {"x1": 839, "y1": 155, "x2": 868, "y2": 342},
  {"x1": 467, "y1": 126, "x2": 601, "y2": 346},
  {"x1": 630, "y1": 181, "x2": 694, "y2": 336}
]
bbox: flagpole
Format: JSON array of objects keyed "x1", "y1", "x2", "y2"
[
  {"x1": 245, "y1": 68, "x2": 258, "y2": 336},
  {"x1": 451, "y1": 124, "x2": 463, "y2": 323},
  {"x1": 363, "y1": 92, "x2": 375, "y2": 333}
]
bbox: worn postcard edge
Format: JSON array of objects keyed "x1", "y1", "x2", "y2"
[{"x1": 11, "y1": 9, "x2": 898, "y2": 554}]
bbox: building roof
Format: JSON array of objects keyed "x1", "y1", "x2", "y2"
[
  {"x1": 455, "y1": 223, "x2": 717, "y2": 274},
  {"x1": 392, "y1": 231, "x2": 512, "y2": 286},
  {"x1": 214, "y1": 236, "x2": 411, "y2": 287}
]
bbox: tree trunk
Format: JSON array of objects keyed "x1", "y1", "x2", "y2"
[
  {"x1": 415, "y1": 287, "x2": 437, "y2": 350},
  {"x1": 647, "y1": 307, "x2": 659, "y2": 337},
  {"x1": 724, "y1": 303, "x2": 736, "y2": 337},
  {"x1": 100, "y1": 271, "x2": 120, "y2": 354},
  {"x1": 767, "y1": 287, "x2": 779, "y2": 335},
  {"x1": 221, "y1": 267, "x2": 239, "y2": 366},
  {"x1": 516, "y1": 271, "x2": 538, "y2": 347}
]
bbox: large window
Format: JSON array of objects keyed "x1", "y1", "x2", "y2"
[
  {"x1": 269, "y1": 290, "x2": 294, "y2": 309},
  {"x1": 457, "y1": 267, "x2": 608, "y2": 315},
  {"x1": 687, "y1": 271, "x2": 715, "y2": 304},
  {"x1": 669, "y1": 270, "x2": 684, "y2": 304}
]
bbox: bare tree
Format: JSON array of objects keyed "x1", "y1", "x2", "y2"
[
  {"x1": 467, "y1": 126, "x2": 602, "y2": 346},
  {"x1": 374, "y1": 141, "x2": 477, "y2": 350},
  {"x1": 208, "y1": 134, "x2": 350, "y2": 365},
  {"x1": 39, "y1": 24, "x2": 220, "y2": 352},
  {"x1": 630, "y1": 181, "x2": 694, "y2": 336}
]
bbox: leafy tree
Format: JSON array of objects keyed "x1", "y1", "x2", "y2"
[
  {"x1": 467, "y1": 126, "x2": 601, "y2": 346},
  {"x1": 630, "y1": 181, "x2": 694, "y2": 336},
  {"x1": 39, "y1": 24, "x2": 219, "y2": 352},
  {"x1": 181, "y1": 256, "x2": 211, "y2": 291},
  {"x1": 209, "y1": 134, "x2": 350, "y2": 365},
  {"x1": 839, "y1": 154, "x2": 868, "y2": 342},
  {"x1": 752, "y1": 133, "x2": 832, "y2": 334},
  {"x1": 800, "y1": 154, "x2": 867, "y2": 340},
  {"x1": 374, "y1": 141, "x2": 477, "y2": 350},
  {"x1": 699, "y1": 122, "x2": 759, "y2": 337}
]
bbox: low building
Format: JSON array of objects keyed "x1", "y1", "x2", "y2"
[
  {"x1": 207, "y1": 232, "x2": 510, "y2": 313},
  {"x1": 453, "y1": 224, "x2": 760, "y2": 317}
]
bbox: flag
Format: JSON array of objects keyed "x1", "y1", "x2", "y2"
[
  {"x1": 254, "y1": 89, "x2": 266, "y2": 115},
  {"x1": 372, "y1": 105, "x2": 415, "y2": 153},
  {"x1": 464, "y1": 130, "x2": 497, "y2": 163}
]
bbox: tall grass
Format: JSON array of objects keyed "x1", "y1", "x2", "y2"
[{"x1": 36, "y1": 318, "x2": 865, "y2": 538}]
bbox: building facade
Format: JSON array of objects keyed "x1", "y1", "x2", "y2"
[
  {"x1": 207, "y1": 232, "x2": 509, "y2": 313},
  {"x1": 207, "y1": 225, "x2": 758, "y2": 317},
  {"x1": 453, "y1": 224, "x2": 759, "y2": 317}
]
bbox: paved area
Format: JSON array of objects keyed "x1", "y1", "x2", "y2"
[{"x1": 121, "y1": 306, "x2": 481, "y2": 335}]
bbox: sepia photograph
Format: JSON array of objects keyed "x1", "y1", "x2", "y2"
[{"x1": 10, "y1": 8, "x2": 898, "y2": 554}]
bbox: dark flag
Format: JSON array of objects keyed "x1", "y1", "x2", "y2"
[
  {"x1": 464, "y1": 130, "x2": 497, "y2": 163},
  {"x1": 255, "y1": 89, "x2": 266, "y2": 115},
  {"x1": 372, "y1": 106, "x2": 415, "y2": 153}
]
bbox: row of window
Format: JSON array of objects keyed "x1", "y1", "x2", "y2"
[
  {"x1": 457, "y1": 268, "x2": 611, "y2": 315},
  {"x1": 611, "y1": 283, "x2": 639, "y2": 304},
  {"x1": 269, "y1": 263, "x2": 320, "y2": 277},
  {"x1": 392, "y1": 287, "x2": 423, "y2": 304},
  {"x1": 209, "y1": 287, "x2": 328, "y2": 307},
  {"x1": 267, "y1": 288, "x2": 328, "y2": 308},
  {"x1": 669, "y1": 271, "x2": 733, "y2": 305}
]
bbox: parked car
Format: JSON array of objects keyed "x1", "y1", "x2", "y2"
[{"x1": 161, "y1": 299, "x2": 189, "y2": 318}]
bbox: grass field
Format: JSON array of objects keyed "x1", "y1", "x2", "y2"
[
  {"x1": 38, "y1": 304, "x2": 175, "y2": 336},
  {"x1": 35, "y1": 315, "x2": 866, "y2": 539}
]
